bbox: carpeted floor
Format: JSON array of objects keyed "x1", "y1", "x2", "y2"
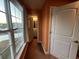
[{"x1": 24, "y1": 39, "x2": 57, "y2": 59}]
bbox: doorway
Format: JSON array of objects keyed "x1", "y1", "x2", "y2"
[{"x1": 27, "y1": 15, "x2": 39, "y2": 42}]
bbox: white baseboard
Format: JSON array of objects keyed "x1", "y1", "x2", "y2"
[
  {"x1": 42, "y1": 44, "x2": 49, "y2": 54},
  {"x1": 37, "y1": 40, "x2": 42, "y2": 43}
]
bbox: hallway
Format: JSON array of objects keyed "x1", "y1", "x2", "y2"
[{"x1": 22, "y1": 39, "x2": 57, "y2": 59}]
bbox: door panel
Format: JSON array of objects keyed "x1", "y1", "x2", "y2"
[
  {"x1": 55, "y1": 9, "x2": 76, "y2": 37},
  {"x1": 53, "y1": 39, "x2": 70, "y2": 59},
  {"x1": 53, "y1": 35, "x2": 72, "y2": 58},
  {"x1": 69, "y1": 42, "x2": 78, "y2": 59}
]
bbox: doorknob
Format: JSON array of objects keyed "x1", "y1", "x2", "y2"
[{"x1": 73, "y1": 41, "x2": 79, "y2": 43}]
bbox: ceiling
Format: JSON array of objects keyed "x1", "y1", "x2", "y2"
[
  {"x1": 24, "y1": 0, "x2": 46, "y2": 10},
  {"x1": 19, "y1": 0, "x2": 77, "y2": 10}
]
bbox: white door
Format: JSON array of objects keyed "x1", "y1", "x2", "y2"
[{"x1": 50, "y1": 1, "x2": 79, "y2": 59}]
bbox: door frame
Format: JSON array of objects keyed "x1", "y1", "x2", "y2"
[{"x1": 48, "y1": 7, "x2": 56, "y2": 54}]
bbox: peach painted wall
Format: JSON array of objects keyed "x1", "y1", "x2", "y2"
[{"x1": 40, "y1": 0, "x2": 76, "y2": 52}]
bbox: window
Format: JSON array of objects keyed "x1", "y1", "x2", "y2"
[
  {"x1": 10, "y1": 2, "x2": 24, "y2": 53},
  {"x1": 0, "y1": 0, "x2": 12, "y2": 59},
  {"x1": 0, "y1": 0, "x2": 25, "y2": 59}
]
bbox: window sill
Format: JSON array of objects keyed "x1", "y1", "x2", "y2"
[{"x1": 15, "y1": 43, "x2": 26, "y2": 59}]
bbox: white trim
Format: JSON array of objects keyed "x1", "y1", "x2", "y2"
[
  {"x1": 42, "y1": 44, "x2": 49, "y2": 54},
  {"x1": 47, "y1": 7, "x2": 55, "y2": 54},
  {"x1": 48, "y1": 6, "x2": 57, "y2": 54},
  {"x1": 48, "y1": 7, "x2": 53, "y2": 54},
  {"x1": 15, "y1": 43, "x2": 26, "y2": 59},
  {"x1": 10, "y1": 0, "x2": 23, "y2": 11}
]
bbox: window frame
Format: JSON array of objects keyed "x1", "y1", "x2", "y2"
[{"x1": 0, "y1": 0, "x2": 25, "y2": 58}]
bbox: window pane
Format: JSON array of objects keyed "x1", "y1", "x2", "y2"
[
  {"x1": 14, "y1": 29, "x2": 24, "y2": 53},
  {"x1": 10, "y1": 2, "x2": 16, "y2": 16},
  {"x1": 17, "y1": 18, "x2": 23, "y2": 28},
  {"x1": 0, "y1": 32, "x2": 13, "y2": 59},
  {"x1": 0, "y1": 0, "x2": 5, "y2": 12},
  {"x1": 12, "y1": 17, "x2": 23, "y2": 29},
  {"x1": 0, "y1": 12, "x2": 8, "y2": 30},
  {"x1": 12, "y1": 16, "x2": 18, "y2": 29},
  {"x1": 15, "y1": 7, "x2": 20, "y2": 18}
]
